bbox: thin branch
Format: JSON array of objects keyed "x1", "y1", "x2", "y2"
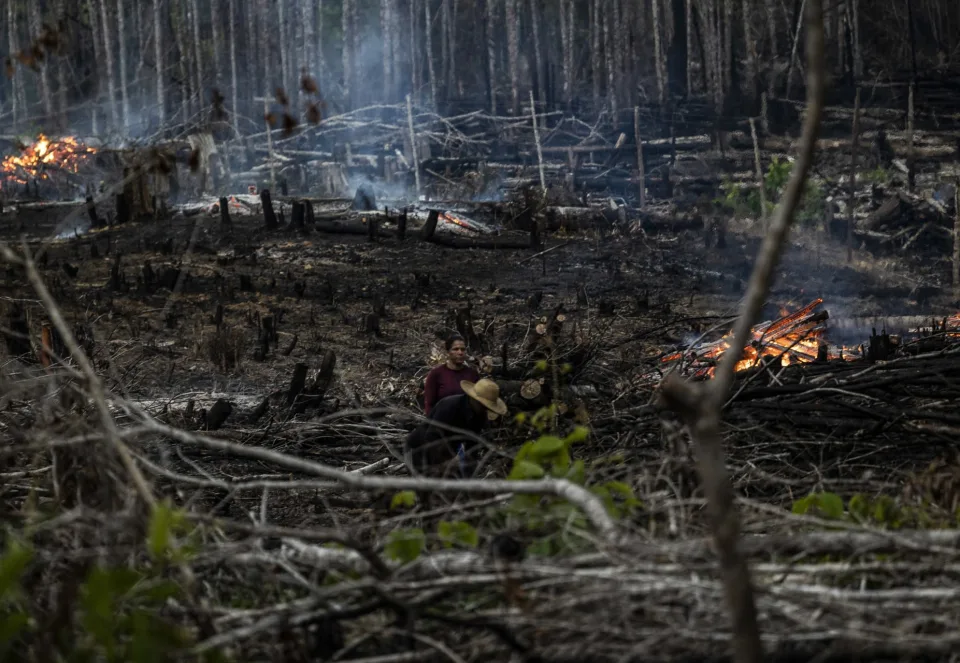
[{"x1": 658, "y1": 2, "x2": 827, "y2": 663}]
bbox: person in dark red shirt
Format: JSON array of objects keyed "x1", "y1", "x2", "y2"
[{"x1": 422, "y1": 333, "x2": 479, "y2": 415}]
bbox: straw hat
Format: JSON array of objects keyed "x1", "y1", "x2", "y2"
[{"x1": 460, "y1": 379, "x2": 508, "y2": 418}]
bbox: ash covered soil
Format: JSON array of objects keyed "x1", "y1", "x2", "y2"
[{"x1": 3, "y1": 198, "x2": 957, "y2": 529}]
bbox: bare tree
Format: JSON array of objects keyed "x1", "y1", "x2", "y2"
[
  {"x1": 28, "y1": 1, "x2": 53, "y2": 127},
  {"x1": 486, "y1": 0, "x2": 497, "y2": 113},
  {"x1": 342, "y1": 0, "x2": 354, "y2": 109},
  {"x1": 505, "y1": 0, "x2": 520, "y2": 114},
  {"x1": 116, "y1": 0, "x2": 130, "y2": 131},
  {"x1": 659, "y1": 3, "x2": 826, "y2": 663},
  {"x1": 99, "y1": 0, "x2": 118, "y2": 129},
  {"x1": 154, "y1": 0, "x2": 165, "y2": 129},
  {"x1": 529, "y1": 0, "x2": 545, "y2": 107},
  {"x1": 652, "y1": 0, "x2": 667, "y2": 104},
  {"x1": 229, "y1": 0, "x2": 239, "y2": 136}
]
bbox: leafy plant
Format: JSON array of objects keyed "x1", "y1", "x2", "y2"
[
  {"x1": 0, "y1": 502, "x2": 218, "y2": 663},
  {"x1": 384, "y1": 528, "x2": 426, "y2": 563},
  {"x1": 791, "y1": 491, "x2": 960, "y2": 530}
]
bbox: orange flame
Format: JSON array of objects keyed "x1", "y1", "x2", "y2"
[
  {"x1": 1, "y1": 134, "x2": 97, "y2": 184},
  {"x1": 663, "y1": 299, "x2": 861, "y2": 378}
]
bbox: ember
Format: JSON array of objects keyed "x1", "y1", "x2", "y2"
[
  {"x1": 1, "y1": 134, "x2": 97, "y2": 186},
  {"x1": 662, "y1": 299, "x2": 862, "y2": 378}
]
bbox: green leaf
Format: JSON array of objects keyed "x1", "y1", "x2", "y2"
[
  {"x1": 565, "y1": 459, "x2": 586, "y2": 485},
  {"x1": 814, "y1": 492, "x2": 844, "y2": 520},
  {"x1": 384, "y1": 529, "x2": 425, "y2": 564},
  {"x1": 534, "y1": 360, "x2": 549, "y2": 372},
  {"x1": 560, "y1": 363, "x2": 573, "y2": 374},
  {"x1": 390, "y1": 491, "x2": 417, "y2": 510},
  {"x1": 437, "y1": 521, "x2": 479, "y2": 549},
  {"x1": 528, "y1": 435, "x2": 564, "y2": 459},
  {"x1": 603, "y1": 481, "x2": 642, "y2": 510},
  {"x1": 563, "y1": 426, "x2": 589, "y2": 445},
  {"x1": 508, "y1": 460, "x2": 545, "y2": 481},
  {"x1": 148, "y1": 502, "x2": 175, "y2": 561},
  {"x1": 0, "y1": 539, "x2": 33, "y2": 599},
  {"x1": 847, "y1": 494, "x2": 870, "y2": 521},
  {"x1": 791, "y1": 495, "x2": 814, "y2": 515}
]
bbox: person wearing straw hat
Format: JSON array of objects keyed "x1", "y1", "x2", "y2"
[{"x1": 404, "y1": 378, "x2": 508, "y2": 479}]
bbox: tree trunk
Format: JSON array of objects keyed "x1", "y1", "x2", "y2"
[
  {"x1": 99, "y1": 0, "x2": 118, "y2": 129},
  {"x1": 529, "y1": 0, "x2": 546, "y2": 107},
  {"x1": 652, "y1": 0, "x2": 667, "y2": 104},
  {"x1": 381, "y1": 0, "x2": 394, "y2": 102},
  {"x1": 851, "y1": 0, "x2": 861, "y2": 77},
  {"x1": 210, "y1": 0, "x2": 222, "y2": 90},
  {"x1": 277, "y1": 0, "x2": 288, "y2": 96},
  {"x1": 56, "y1": 0, "x2": 68, "y2": 130},
  {"x1": 410, "y1": 0, "x2": 421, "y2": 104},
  {"x1": 229, "y1": 0, "x2": 239, "y2": 136},
  {"x1": 686, "y1": 0, "x2": 694, "y2": 92},
  {"x1": 441, "y1": 0, "x2": 451, "y2": 99},
  {"x1": 425, "y1": 0, "x2": 436, "y2": 109},
  {"x1": 742, "y1": 0, "x2": 758, "y2": 103},
  {"x1": 505, "y1": 0, "x2": 520, "y2": 114},
  {"x1": 723, "y1": 0, "x2": 733, "y2": 95},
  {"x1": 154, "y1": 0, "x2": 165, "y2": 129},
  {"x1": 28, "y1": 1, "x2": 53, "y2": 128},
  {"x1": 189, "y1": 0, "x2": 203, "y2": 115},
  {"x1": 116, "y1": 0, "x2": 130, "y2": 132},
  {"x1": 342, "y1": 0, "x2": 353, "y2": 109},
  {"x1": 765, "y1": 0, "x2": 778, "y2": 96},
  {"x1": 591, "y1": 0, "x2": 601, "y2": 106},
  {"x1": 486, "y1": 0, "x2": 496, "y2": 113},
  {"x1": 174, "y1": 0, "x2": 192, "y2": 125},
  {"x1": 559, "y1": 0, "x2": 570, "y2": 106},
  {"x1": 603, "y1": 0, "x2": 615, "y2": 114},
  {"x1": 7, "y1": 2, "x2": 20, "y2": 131}
]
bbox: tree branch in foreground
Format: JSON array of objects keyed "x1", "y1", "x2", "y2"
[{"x1": 658, "y1": 2, "x2": 827, "y2": 663}]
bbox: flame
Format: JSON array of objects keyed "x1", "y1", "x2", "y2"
[
  {"x1": 1, "y1": 134, "x2": 97, "y2": 185},
  {"x1": 439, "y1": 211, "x2": 475, "y2": 231},
  {"x1": 663, "y1": 299, "x2": 862, "y2": 378}
]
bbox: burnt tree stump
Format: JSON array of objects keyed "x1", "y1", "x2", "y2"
[
  {"x1": 205, "y1": 399, "x2": 233, "y2": 431},
  {"x1": 367, "y1": 215, "x2": 379, "y2": 242},
  {"x1": 304, "y1": 199, "x2": 316, "y2": 226},
  {"x1": 86, "y1": 196, "x2": 101, "y2": 228},
  {"x1": 213, "y1": 303, "x2": 224, "y2": 328},
  {"x1": 291, "y1": 201, "x2": 305, "y2": 229},
  {"x1": 219, "y1": 197, "x2": 232, "y2": 227},
  {"x1": 397, "y1": 209, "x2": 408, "y2": 240},
  {"x1": 239, "y1": 274, "x2": 253, "y2": 291},
  {"x1": 115, "y1": 193, "x2": 131, "y2": 225},
  {"x1": 282, "y1": 334, "x2": 298, "y2": 356},
  {"x1": 4, "y1": 304, "x2": 31, "y2": 358},
  {"x1": 261, "y1": 189, "x2": 279, "y2": 229},
  {"x1": 361, "y1": 313, "x2": 381, "y2": 336},
  {"x1": 287, "y1": 363, "x2": 308, "y2": 405},
  {"x1": 313, "y1": 350, "x2": 337, "y2": 398},
  {"x1": 421, "y1": 209, "x2": 440, "y2": 240}
]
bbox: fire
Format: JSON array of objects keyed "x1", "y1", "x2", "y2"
[
  {"x1": 662, "y1": 299, "x2": 862, "y2": 379},
  {"x1": 1, "y1": 134, "x2": 97, "y2": 185}
]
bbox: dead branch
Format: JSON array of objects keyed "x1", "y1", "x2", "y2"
[{"x1": 657, "y1": 2, "x2": 827, "y2": 663}]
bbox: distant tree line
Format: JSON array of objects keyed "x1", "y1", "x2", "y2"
[{"x1": 0, "y1": 0, "x2": 958, "y2": 137}]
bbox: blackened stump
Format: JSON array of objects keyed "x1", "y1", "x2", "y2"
[{"x1": 261, "y1": 189, "x2": 279, "y2": 229}]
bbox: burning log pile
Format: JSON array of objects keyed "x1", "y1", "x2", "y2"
[{"x1": 0, "y1": 134, "x2": 99, "y2": 197}]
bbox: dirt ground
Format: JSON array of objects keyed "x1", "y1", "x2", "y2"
[{"x1": 3, "y1": 196, "x2": 956, "y2": 522}]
